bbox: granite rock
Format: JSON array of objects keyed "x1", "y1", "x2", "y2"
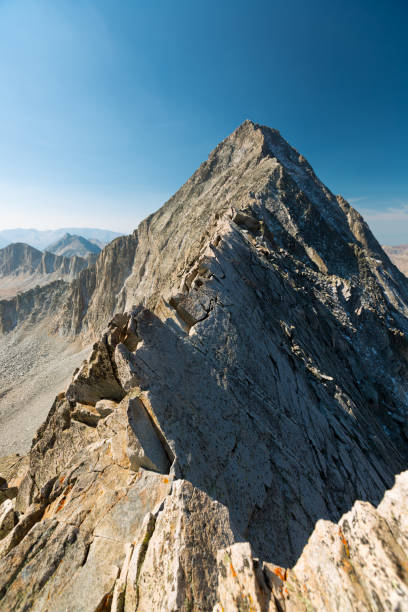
[{"x1": 1, "y1": 122, "x2": 408, "y2": 610}]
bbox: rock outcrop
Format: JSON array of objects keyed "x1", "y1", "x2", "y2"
[
  {"x1": 214, "y1": 471, "x2": 408, "y2": 611},
  {"x1": 0, "y1": 242, "x2": 89, "y2": 300},
  {"x1": 45, "y1": 233, "x2": 102, "y2": 258},
  {"x1": 0, "y1": 121, "x2": 408, "y2": 610}
]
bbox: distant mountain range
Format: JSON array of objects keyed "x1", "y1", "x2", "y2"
[
  {"x1": 0, "y1": 242, "x2": 90, "y2": 299},
  {"x1": 0, "y1": 227, "x2": 121, "y2": 251},
  {"x1": 0, "y1": 229, "x2": 119, "y2": 298},
  {"x1": 1, "y1": 121, "x2": 408, "y2": 609},
  {"x1": 383, "y1": 244, "x2": 408, "y2": 277},
  {"x1": 45, "y1": 233, "x2": 102, "y2": 258}
]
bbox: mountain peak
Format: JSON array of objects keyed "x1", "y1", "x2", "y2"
[
  {"x1": 0, "y1": 241, "x2": 89, "y2": 299},
  {"x1": 1, "y1": 125, "x2": 408, "y2": 609},
  {"x1": 45, "y1": 233, "x2": 101, "y2": 258},
  {"x1": 0, "y1": 228, "x2": 121, "y2": 251}
]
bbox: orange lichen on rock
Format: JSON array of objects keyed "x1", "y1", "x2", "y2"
[
  {"x1": 55, "y1": 485, "x2": 73, "y2": 513},
  {"x1": 341, "y1": 557, "x2": 353, "y2": 576},
  {"x1": 273, "y1": 566, "x2": 287, "y2": 581},
  {"x1": 339, "y1": 528, "x2": 350, "y2": 558},
  {"x1": 94, "y1": 591, "x2": 113, "y2": 612}
]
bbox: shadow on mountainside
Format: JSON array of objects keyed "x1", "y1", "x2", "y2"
[{"x1": 121, "y1": 305, "x2": 407, "y2": 567}]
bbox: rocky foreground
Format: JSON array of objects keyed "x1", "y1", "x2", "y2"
[{"x1": 0, "y1": 121, "x2": 407, "y2": 610}]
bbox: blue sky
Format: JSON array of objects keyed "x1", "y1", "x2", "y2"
[{"x1": 0, "y1": 0, "x2": 406, "y2": 243}]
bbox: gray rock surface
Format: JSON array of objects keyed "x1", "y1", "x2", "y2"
[
  {"x1": 0, "y1": 242, "x2": 89, "y2": 300},
  {"x1": 45, "y1": 233, "x2": 101, "y2": 258},
  {"x1": 0, "y1": 121, "x2": 408, "y2": 609},
  {"x1": 0, "y1": 327, "x2": 91, "y2": 456},
  {"x1": 66, "y1": 340, "x2": 125, "y2": 405},
  {"x1": 0, "y1": 499, "x2": 16, "y2": 539},
  {"x1": 214, "y1": 471, "x2": 408, "y2": 611}
]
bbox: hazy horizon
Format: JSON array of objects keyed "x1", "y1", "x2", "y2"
[
  {"x1": 0, "y1": 225, "x2": 124, "y2": 233},
  {"x1": 1, "y1": 185, "x2": 408, "y2": 246},
  {"x1": 0, "y1": 1, "x2": 406, "y2": 243}
]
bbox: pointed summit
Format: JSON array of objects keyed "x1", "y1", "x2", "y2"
[
  {"x1": 45, "y1": 233, "x2": 101, "y2": 258},
  {"x1": 1, "y1": 123, "x2": 408, "y2": 610}
]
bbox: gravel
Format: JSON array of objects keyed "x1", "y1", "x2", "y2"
[{"x1": 0, "y1": 323, "x2": 90, "y2": 456}]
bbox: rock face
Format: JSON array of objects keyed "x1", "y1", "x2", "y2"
[
  {"x1": 0, "y1": 243, "x2": 96, "y2": 454},
  {"x1": 0, "y1": 279, "x2": 69, "y2": 334},
  {"x1": 0, "y1": 242, "x2": 89, "y2": 300},
  {"x1": 0, "y1": 120, "x2": 408, "y2": 610},
  {"x1": 45, "y1": 233, "x2": 102, "y2": 258},
  {"x1": 214, "y1": 471, "x2": 408, "y2": 611}
]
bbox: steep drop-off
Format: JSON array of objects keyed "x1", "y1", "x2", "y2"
[
  {"x1": 0, "y1": 242, "x2": 89, "y2": 300},
  {"x1": 0, "y1": 121, "x2": 407, "y2": 610},
  {"x1": 0, "y1": 244, "x2": 94, "y2": 455}
]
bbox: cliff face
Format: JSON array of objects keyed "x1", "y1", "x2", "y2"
[
  {"x1": 214, "y1": 471, "x2": 408, "y2": 611},
  {"x1": 0, "y1": 242, "x2": 89, "y2": 300},
  {"x1": 0, "y1": 280, "x2": 68, "y2": 334},
  {"x1": 0, "y1": 121, "x2": 407, "y2": 610},
  {"x1": 49, "y1": 121, "x2": 408, "y2": 341}
]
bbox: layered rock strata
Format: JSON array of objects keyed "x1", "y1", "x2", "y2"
[
  {"x1": 0, "y1": 242, "x2": 89, "y2": 300},
  {"x1": 0, "y1": 121, "x2": 407, "y2": 610},
  {"x1": 214, "y1": 471, "x2": 408, "y2": 611}
]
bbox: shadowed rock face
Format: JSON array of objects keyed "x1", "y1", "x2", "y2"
[
  {"x1": 214, "y1": 472, "x2": 408, "y2": 611},
  {"x1": 0, "y1": 121, "x2": 408, "y2": 610}
]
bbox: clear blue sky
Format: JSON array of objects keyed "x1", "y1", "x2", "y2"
[{"x1": 0, "y1": 0, "x2": 406, "y2": 243}]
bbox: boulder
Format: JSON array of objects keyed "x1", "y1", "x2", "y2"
[
  {"x1": 66, "y1": 341, "x2": 124, "y2": 405},
  {"x1": 125, "y1": 395, "x2": 172, "y2": 474},
  {"x1": 0, "y1": 499, "x2": 16, "y2": 540}
]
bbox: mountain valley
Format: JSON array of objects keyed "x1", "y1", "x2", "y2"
[
  {"x1": 0, "y1": 121, "x2": 407, "y2": 610},
  {"x1": 0, "y1": 242, "x2": 90, "y2": 300},
  {"x1": 45, "y1": 232, "x2": 102, "y2": 258}
]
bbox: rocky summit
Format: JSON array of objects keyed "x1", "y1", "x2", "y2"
[
  {"x1": 45, "y1": 233, "x2": 102, "y2": 259},
  {"x1": 0, "y1": 120, "x2": 407, "y2": 611}
]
